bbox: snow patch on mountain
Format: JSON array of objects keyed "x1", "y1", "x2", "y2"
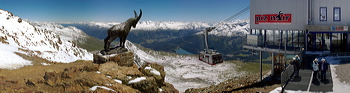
[
  {"x1": 0, "y1": 43, "x2": 32, "y2": 69},
  {"x1": 0, "y1": 9, "x2": 92, "y2": 69}
]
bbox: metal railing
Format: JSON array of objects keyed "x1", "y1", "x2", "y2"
[{"x1": 281, "y1": 65, "x2": 294, "y2": 88}]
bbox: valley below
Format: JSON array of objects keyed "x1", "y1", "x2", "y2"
[{"x1": 60, "y1": 21, "x2": 265, "y2": 61}]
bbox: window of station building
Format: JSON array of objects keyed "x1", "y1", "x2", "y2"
[
  {"x1": 334, "y1": 7, "x2": 341, "y2": 21},
  {"x1": 320, "y1": 7, "x2": 327, "y2": 21},
  {"x1": 326, "y1": 33, "x2": 330, "y2": 39}
]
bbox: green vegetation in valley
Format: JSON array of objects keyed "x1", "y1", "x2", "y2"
[
  {"x1": 77, "y1": 36, "x2": 104, "y2": 52},
  {"x1": 227, "y1": 60, "x2": 271, "y2": 74}
]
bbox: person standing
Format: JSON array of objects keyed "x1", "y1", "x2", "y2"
[
  {"x1": 295, "y1": 55, "x2": 301, "y2": 77},
  {"x1": 300, "y1": 48, "x2": 306, "y2": 69},
  {"x1": 318, "y1": 58, "x2": 329, "y2": 80},
  {"x1": 291, "y1": 56, "x2": 301, "y2": 78},
  {"x1": 312, "y1": 58, "x2": 319, "y2": 80}
]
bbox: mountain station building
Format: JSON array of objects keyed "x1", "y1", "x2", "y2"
[{"x1": 244, "y1": 0, "x2": 350, "y2": 77}]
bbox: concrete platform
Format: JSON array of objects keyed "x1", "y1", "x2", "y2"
[
  {"x1": 309, "y1": 69, "x2": 333, "y2": 92},
  {"x1": 284, "y1": 67, "x2": 333, "y2": 92}
]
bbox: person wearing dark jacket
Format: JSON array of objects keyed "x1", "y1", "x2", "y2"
[
  {"x1": 318, "y1": 58, "x2": 329, "y2": 80},
  {"x1": 291, "y1": 56, "x2": 301, "y2": 78}
]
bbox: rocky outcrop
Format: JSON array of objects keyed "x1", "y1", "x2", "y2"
[
  {"x1": 109, "y1": 52, "x2": 135, "y2": 67},
  {"x1": 139, "y1": 63, "x2": 166, "y2": 87},
  {"x1": 93, "y1": 47, "x2": 130, "y2": 64},
  {"x1": 93, "y1": 48, "x2": 178, "y2": 93}
]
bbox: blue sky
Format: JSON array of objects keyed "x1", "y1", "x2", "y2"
[{"x1": 0, "y1": 0, "x2": 249, "y2": 23}]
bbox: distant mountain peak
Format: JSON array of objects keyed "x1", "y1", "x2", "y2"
[{"x1": 202, "y1": 19, "x2": 250, "y2": 37}]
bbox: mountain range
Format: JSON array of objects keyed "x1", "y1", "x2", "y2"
[{"x1": 59, "y1": 19, "x2": 249, "y2": 37}]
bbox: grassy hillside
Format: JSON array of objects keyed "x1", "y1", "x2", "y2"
[
  {"x1": 227, "y1": 60, "x2": 271, "y2": 74},
  {"x1": 77, "y1": 36, "x2": 104, "y2": 52}
]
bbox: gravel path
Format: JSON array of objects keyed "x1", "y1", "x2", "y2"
[{"x1": 335, "y1": 64, "x2": 350, "y2": 85}]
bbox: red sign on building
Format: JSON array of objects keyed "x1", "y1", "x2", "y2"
[{"x1": 255, "y1": 14, "x2": 292, "y2": 24}]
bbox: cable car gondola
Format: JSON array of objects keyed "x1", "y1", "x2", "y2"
[{"x1": 198, "y1": 27, "x2": 223, "y2": 65}]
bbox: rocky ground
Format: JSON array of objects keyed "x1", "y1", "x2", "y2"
[
  {"x1": 0, "y1": 51, "x2": 178, "y2": 93},
  {"x1": 0, "y1": 46, "x2": 281, "y2": 93},
  {"x1": 185, "y1": 71, "x2": 280, "y2": 93}
]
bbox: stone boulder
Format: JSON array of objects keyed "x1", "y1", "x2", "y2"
[
  {"x1": 98, "y1": 62, "x2": 144, "y2": 84},
  {"x1": 109, "y1": 52, "x2": 134, "y2": 67},
  {"x1": 127, "y1": 77, "x2": 159, "y2": 93},
  {"x1": 93, "y1": 53, "x2": 108, "y2": 64},
  {"x1": 101, "y1": 47, "x2": 128, "y2": 55},
  {"x1": 139, "y1": 63, "x2": 166, "y2": 87},
  {"x1": 161, "y1": 82, "x2": 179, "y2": 93},
  {"x1": 93, "y1": 47, "x2": 134, "y2": 67},
  {"x1": 104, "y1": 84, "x2": 140, "y2": 93},
  {"x1": 93, "y1": 47, "x2": 128, "y2": 64},
  {"x1": 43, "y1": 70, "x2": 61, "y2": 87}
]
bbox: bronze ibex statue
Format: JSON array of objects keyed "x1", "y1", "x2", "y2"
[{"x1": 104, "y1": 9, "x2": 142, "y2": 51}]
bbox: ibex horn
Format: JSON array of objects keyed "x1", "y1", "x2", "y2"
[
  {"x1": 134, "y1": 10, "x2": 137, "y2": 18},
  {"x1": 137, "y1": 9, "x2": 142, "y2": 21}
]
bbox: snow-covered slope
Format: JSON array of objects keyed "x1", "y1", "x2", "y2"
[
  {"x1": 125, "y1": 40, "x2": 244, "y2": 92},
  {"x1": 29, "y1": 22, "x2": 88, "y2": 41},
  {"x1": 0, "y1": 9, "x2": 92, "y2": 69},
  {"x1": 67, "y1": 19, "x2": 249, "y2": 37}
]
